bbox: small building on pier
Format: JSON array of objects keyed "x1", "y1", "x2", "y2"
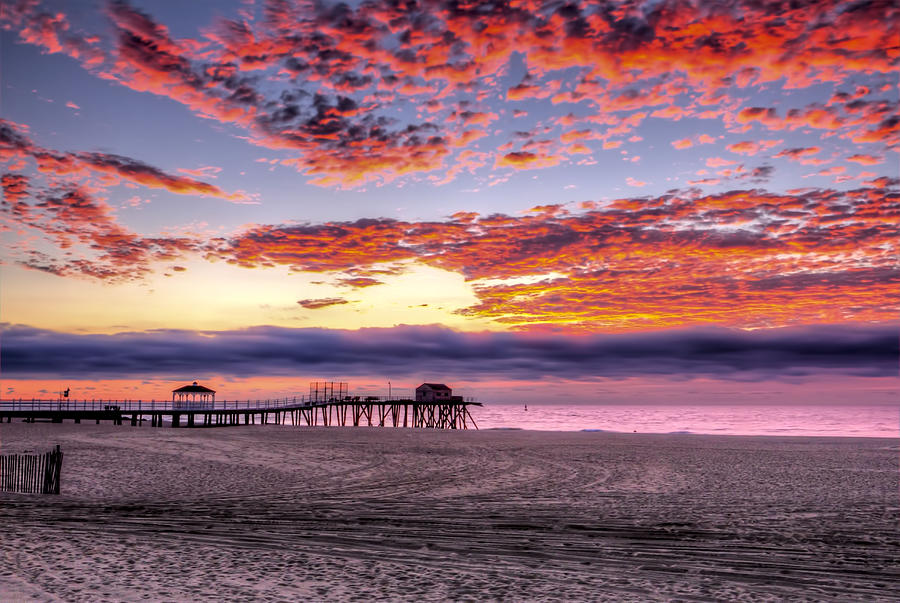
[
  {"x1": 172, "y1": 382, "x2": 215, "y2": 409},
  {"x1": 416, "y1": 383, "x2": 452, "y2": 402}
]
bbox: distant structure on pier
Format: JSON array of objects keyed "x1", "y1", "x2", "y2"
[
  {"x1": 416, "y1": 383, "x2": 453, "y2": 402},
  {"x1": 172, "y1": 381, "x2": 216, "y2": 409},
  {"x1": 309, "y1": 381, "x2": 348, "y2": 402}
]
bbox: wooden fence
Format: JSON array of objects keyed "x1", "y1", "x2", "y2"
[{"x1": 0, "y1": 445, "x2": 63, "y2": 494}]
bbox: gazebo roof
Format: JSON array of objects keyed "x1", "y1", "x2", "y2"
[{"x1": 173, "y1": 382, "x2": 216, "y2": 394}]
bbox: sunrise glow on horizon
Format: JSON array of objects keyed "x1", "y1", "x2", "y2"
[{"x1": 1, "y1": 0, "x2": 897, "y2": 401}]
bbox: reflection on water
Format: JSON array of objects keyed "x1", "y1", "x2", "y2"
[{"x1": 468, "y1": 404, "x2": 899, "y2": 437}]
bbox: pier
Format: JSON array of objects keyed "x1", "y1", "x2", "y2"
[{"x1": 0, "y1": 396, "x2": 480, "y2": 430}]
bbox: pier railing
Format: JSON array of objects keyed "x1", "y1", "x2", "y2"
[{"x1": 0, "y1": 397, "x2": 313, "y2": 413}]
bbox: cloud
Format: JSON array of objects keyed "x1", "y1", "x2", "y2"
[
  {"x1": 726, "y1": 140, "x2": 783, "y2": 155},
  {"x1": 297, "y1": 298, "x2": 350, "y2": 309},
  {"x1": 8, "y1": 150, "x2": 898, "y2": 332},
  {"x1": 773, "y1": 147, "x2": 824, "y2": 165},
  {"x1": 706, "y1": 157, "x2": 737, "y2": 168},
  {"x1": 495, "y1": 150, "x2": 563, "y2": 170},
  {"x1": 2, "y1": 183, "x2": 196, "y2": 281},
  {"x1": 5, "y1": 0, "x2": 895, "y2": 189},
  {"x1": 177, "y1": 165, "x2": 222, "y2": 178},
  {"x1": 4, "y1": 2, "x2": 898, "y2": 318},
  {"x1": 0, "y1": 119, "x2": 250, "y2": 202},
  {"x1": 815, "y1": 166, "x2": 846, "y2": 177},
  {"x1": 1, "y1": 173, "x2": 31, "y2": 217},
  {"x1": 76, "y1": 152, "x2": 251, "y2": 201},
  {"x1": 847, "y1": 154, "x2": 882, "y2": 165},
  {"x1": 851, "y1": 115, "x2": 899, "y2": 146},
  {"x1": 213, "y1": 218, "x2": 417, "y2": 272},
  {"x1": 337, "y1": 277, "x2": 383, "y2": 288},
  {"x1": 2, "y1": 323, "x2": 895, "y2": 381},
  {"x1": 687, "y1": 177, "x2": 721, "y2": 186},
  {"x1": 736, "y1": 106, "x2": 781, "y2": 128},
  {"x1": 0, "y1": 4, "x2": 105, "y2": 68},
  {"x1": 672, "y1": 134, "x2": 715, "y2": 149},
  {"x1": 210, "y1": 183, "x2": 900, "y2": 331}
]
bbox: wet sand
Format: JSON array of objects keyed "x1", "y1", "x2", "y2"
[{"x1": 1, "y1": 422, "x2": 898, "y2": 601}]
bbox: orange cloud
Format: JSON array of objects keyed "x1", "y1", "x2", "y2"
[
  {"x1": 706, "y1": 157, "x2": 737, "y2": 167},
  {"x1": 1, "y1": 119, "x2": 250, "y2": 202},
  {"x1": 815, "y1": 166, "x2": 846, "y2": 177},
  {"x1": 5, "y1": 0, "x2": 893, "y2": 190},
  {"x1": 495, "y1": 150, "x2": 563, "y2": 170},
  {"x1": 2, "y1": 185, "x2": 196, "y2": 281},
  {"x1": 736, "y1": 107, "x2": 781, "y2": 129},
  {"x1": 337, "y1": 277, "x2": 383, "y2": 288},
  {"x1": 458, "y1": 111, "x2": 499, "y2": 127},
  {"x1": 1, "y1": 173, "x2": 31, "y2": 218},
  {"x1": 773, "y1": 146, "x2": 827, "y2": 166},
  {"x1": 726, "y1": 140, "x2": 783, "y2": 155},
  {"x1": 209, "y1": 182, "x2": 900, "y2": 332},
  {"x1": 847, "y1": 154, "x2": 883, "y2": 165}
]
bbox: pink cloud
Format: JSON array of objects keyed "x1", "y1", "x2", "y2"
[
  {"x1": 846, "y1": 154, "x2": 882, "y2": 165},
  {"x1": 726, "y1": 140, "x2": 783, "y2": 155},
  {"x1": 706, "y1": 157, "x2": 737, "y2": 167}
]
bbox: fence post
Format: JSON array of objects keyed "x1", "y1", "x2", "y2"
[{"x1": 0, "y1": 445, "x2": 61, "y2": 495}]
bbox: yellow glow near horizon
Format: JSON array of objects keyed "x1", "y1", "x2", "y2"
[{"x1": 0, "y1": 260, "x2": 499, "y2": 334}]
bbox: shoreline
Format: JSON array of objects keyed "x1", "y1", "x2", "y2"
[
  {"x1": 2, "y1": 422, "x2": 898, "y2": 601},
  {"x1": 4, "y1": 419, "x2": 899, "y2": 440},
  {"x1": 486, "y1": 425, "x2": 900, "y2": 440}
]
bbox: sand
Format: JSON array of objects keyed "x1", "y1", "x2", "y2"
[{"x1": 1, "y1": 422, "x2": 898, "y2": 602}]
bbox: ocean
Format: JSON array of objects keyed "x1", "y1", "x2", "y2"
[{"x1": 468, "y1": 404, "x2": 899, "y2": 438}]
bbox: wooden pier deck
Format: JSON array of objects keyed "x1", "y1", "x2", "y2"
[{"x1": 0, "y1": 397, "x2": 481, "y2": 430}]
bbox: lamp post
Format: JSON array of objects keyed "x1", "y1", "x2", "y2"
[{"x1": 388, "y1": 381, "x2": 391, "y2": 400}]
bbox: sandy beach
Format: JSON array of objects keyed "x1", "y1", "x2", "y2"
[{"x1": 1, "y1": 423, "x2": 898, "y2": 601}]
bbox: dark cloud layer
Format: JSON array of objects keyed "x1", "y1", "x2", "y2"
[{"x1": 2, "y1": 323, "x2": 895, "y2": 381}]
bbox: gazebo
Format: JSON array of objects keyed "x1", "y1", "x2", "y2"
[{"x1": 172, "y1": 381, "x2": 216, "y2": 409}]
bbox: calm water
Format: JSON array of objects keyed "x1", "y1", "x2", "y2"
[{"x1": 468, "y1": 404, "x2": 899, "y2": 438}]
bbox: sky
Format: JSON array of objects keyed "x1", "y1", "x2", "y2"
[{"x1": 1, "y1": 0, "x2": 898, "y2": 404}]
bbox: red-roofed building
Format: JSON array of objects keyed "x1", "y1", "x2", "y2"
[{"x1": 416, "y1": 383, "x2": 452, "y2": 402}]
